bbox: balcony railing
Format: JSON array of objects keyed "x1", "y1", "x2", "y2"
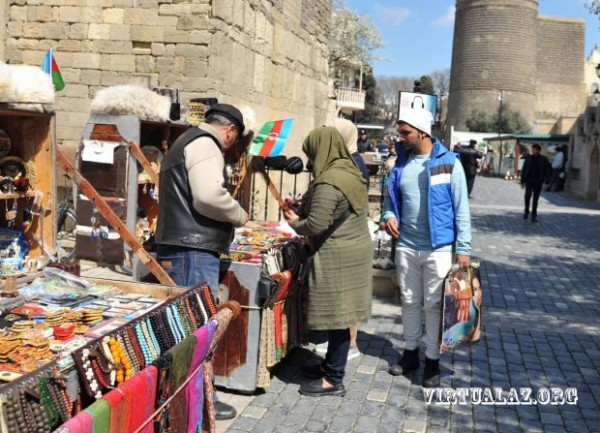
[{"x1": 335, "y1": 87, "x2": 366, "y2": 112}]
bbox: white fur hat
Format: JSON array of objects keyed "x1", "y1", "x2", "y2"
[{"x1": 398, "y1": 108, "x2": 433, "y2": 136}]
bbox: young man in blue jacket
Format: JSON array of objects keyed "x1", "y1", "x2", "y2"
[{"x1": 383, "y1": 108, "x2": 472, "y2": 387}]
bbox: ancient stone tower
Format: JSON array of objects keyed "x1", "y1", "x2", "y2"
[{"x1": 446, "y1": 0, "x2": 585, "y2": 136}]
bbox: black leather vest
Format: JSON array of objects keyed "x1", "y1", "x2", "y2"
[{"x1": 155, "y1": 127, "x2": 233, "y2": 255}]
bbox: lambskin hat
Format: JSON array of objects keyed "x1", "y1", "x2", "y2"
[
  {"x1": 397, "y1": 108, "x2": 433, "y2": 136},
  {"x1": 205, "y1": 103, "x2": 245, "y2": 138}
]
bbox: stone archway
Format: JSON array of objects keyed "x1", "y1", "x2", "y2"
[{"x1": 588, "y1": 144, "x2": 600, "y2": 201}]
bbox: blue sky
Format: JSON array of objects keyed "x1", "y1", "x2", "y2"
[{"x1": 345, "y1": 0, "x2": 600, "y2": 77}]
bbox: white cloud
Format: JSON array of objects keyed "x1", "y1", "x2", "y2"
[
  {"x1": 374, "y1": 4, "x2": 412, "y2": 26},
  {"x1": 433, "y1": 5, "x2": 456, "y2": 28}
]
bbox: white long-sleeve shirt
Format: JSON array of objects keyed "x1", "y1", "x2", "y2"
[
  {"x1": 184, "y1": 123, "x2": 246, "y2": 227},
  {"x1": 551, "y1": 152, "x2": 565, "y2": 170}
]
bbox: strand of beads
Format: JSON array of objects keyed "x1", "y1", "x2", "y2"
[
  {"x1": 100, "y1": 337, "x2": 116, "y2": 386},
  {"x1": 184, "y1": 297, "x2": 200, "y2": 330},
  {"x1": 176, "y1": 301, "x2": 193, "y2": 336},
  {"x1": 166, "y1": 306, "x2": 183, "y2": 344},
  {"x1": 140, "y1": 320, "x2": 158, "y2": 361},
  {"x1": 38, "y1": 379, "x2": 60, "y2": 427},
  {"x1": 116, "y1": 334, "x2": 135, "y2": 379},
  {"x1": 127, "y1": 327, "x2": 146, "y2": 369},
  {"x1": 81, "y1": 348, "x2": 102, "y2": 400},
  {"x1": 5, "y1": 390, "x2": 28, "y2": 432},
  {"x1": 170, "y1": 304, "x2": 187, "y2": 341},
  {"x1": 120, "y1": 330, "x2": 140, "y2": 374},
  {"x1": 134, "y1": 323, "x2": 153, "y2": 365},
  {"x1": 145, "y1": 319, "x2": 162, "y2": 356}
]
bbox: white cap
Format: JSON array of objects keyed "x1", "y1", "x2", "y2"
[{"x1": 398, "y1": 108, "x2": 433, "y2": 136}]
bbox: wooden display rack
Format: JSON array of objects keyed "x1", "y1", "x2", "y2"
[
  {"x1": 0, "y1": 107, "x2": 55, "y2": 259},
  {"x1": 67, "y1": 114, "x2": 187, "y2": 283}
]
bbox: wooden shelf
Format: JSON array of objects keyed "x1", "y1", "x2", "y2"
[{"x1": 0, "y1": 191, "x2": 37, "y2": 200}]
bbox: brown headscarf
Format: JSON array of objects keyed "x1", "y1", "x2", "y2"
[{"x1": 302, "y1": 126, "x2": 367, "y2": 214}]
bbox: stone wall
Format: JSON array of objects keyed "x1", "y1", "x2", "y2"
[
  {"x1": 447, "y1": 0, "x2": 586, "y2": 140},
  {"x1": 447, "y1": 0, "x2": 539, "y2": 134},
  {"x1": 535, "y1": 16, "x2": 586, "y2": 127},
  {"x1": 1, "y1": 0, "x2": 331, "y2": 159}
]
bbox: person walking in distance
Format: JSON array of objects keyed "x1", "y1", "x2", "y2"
[
  {"x1": 456, "y1": 139, "x2": 483, "y2": 198},
  {"x1": 383, "y1": 108, "x2": 472, "y2": 388},
  {"x1": 520, "y1": 143, "x2": 551, "y2": 223},
  {"x1": 155, "y1": 103, "x2": 250, "y2": 420},
  {"x1": 547, "y1": 144, "x2": 568, "y2": 192}
]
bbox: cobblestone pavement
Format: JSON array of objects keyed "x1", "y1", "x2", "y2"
[{"x1": 220, "y1": 176, "x2": 600, "y2": 433}]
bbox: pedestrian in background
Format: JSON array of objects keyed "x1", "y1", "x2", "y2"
[
  {"x1": 357, "y1": 129, "x2": 372, "y2": 153},
  {"x1": 547, "y1": 144, "x2": 568, "y2": 192},
  {"x1": 283, "y1": 126, "x2": 372, "y2": 397},
  {"x1": 331, "y1": 118, "x2": 370, "y2": 182},
  {"x1": 383, "y1": 108, "x2": 471, "y2": 388},
  {"x1": 456, "y1": 139, "x2": 483, "y2": 198},
  {"x1": 520, "y1": 143, "x2": 551, "y2": 223}
]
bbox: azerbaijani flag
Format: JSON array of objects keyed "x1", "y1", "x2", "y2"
[
  {"x1": 249, "y1": 119, "x2": 294, "y2": 157},
  {"x1": 41, "y1": 49, "x2": 65, "y2": 91}
]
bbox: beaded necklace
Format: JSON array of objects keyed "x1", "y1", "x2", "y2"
[
  {"x1": 81, "y1": 348, "x2": 102, "y2": 400},
  {"x1": 115, "y1": 334, "x2": 134, "y2": 380},
  {"x1": 170, "y1": 304, "x2": 187, "y2": 340},
  {"x1": 38, "y1": 379, "x2": 60, "y2": 427},
  {"x1": 126, "y1": 326, "x2": 146, "y2": 369},
  {"x1": 135, "y1": 323, "x2": 153, "y2": 365},
  {"x1": 145, "y1": 318, "x2": 162, "y2": 356}
]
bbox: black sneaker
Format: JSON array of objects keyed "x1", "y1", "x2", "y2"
[
  {"x1": 523, "y1": 213, "x2": 529, "y2": 220},
  {"x1": 422, "y1": 357, "x2": 440, "y2": 388},
  {"x1": 531, "y1": 217, "x2": 538, "y2": 223},
  {"x1": 214, "y1": 400, "x2": 237, "y2": 420},
  {"x1": 389, "y1": 348, "x2": 419, "y2": 376}
]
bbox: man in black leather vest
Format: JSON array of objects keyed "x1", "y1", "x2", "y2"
[{"x1": 155, "y1": 103, "x2": 249, "y2": 420}]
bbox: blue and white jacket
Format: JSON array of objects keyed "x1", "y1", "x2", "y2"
[{"x1": 383, "y1": 138, "x2": 471, "y2": 254}]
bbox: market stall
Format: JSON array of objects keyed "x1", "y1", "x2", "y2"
[
  {"x1": 214, "y1": 220, "x2": 306, "y2": 392},
  {"x1": 0, "y1": 72, "x2": 241, "y2": 430},
  {"x1": 0, "y1": 270, "x2": 240, "y2": 433}
]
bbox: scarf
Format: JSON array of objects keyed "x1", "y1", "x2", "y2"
[
  {"x1": 84, "y1": 399, "x2": 109, "y2": 433},
  {"x1": 330, "y1": 118, "x2": 358, "y2": 154},
  {"x1": 102, "y1": 388, "x2": 128, "y2": 433},
  {"x1": 166, "y1": 335, "x2": 197, "y2": 432},
  {"x1": 302, "y1": 126, "x2": 367, "y2": 214}
]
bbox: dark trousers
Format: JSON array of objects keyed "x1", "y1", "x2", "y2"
[
  {"x1": 323, "y1": 328, "x2": 350, "y2": 386},
  {"x1": 465, "y1": 175, "x2": 476, "y2": 196},
  {"x1": 524, "y1": 183, "x2": 543, "y2": 218}
]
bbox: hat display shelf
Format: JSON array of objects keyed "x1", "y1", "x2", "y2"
[
  {"x1": 71, "y1": 113, "x2": 187, "y2": 281},
  {"x1": 0, "y1": 108, "x2": 56, "y2": 284}
]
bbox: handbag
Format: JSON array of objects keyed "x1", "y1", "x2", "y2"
[
  {"x1": 295, "y1": 209, "x2": 351, "y2": 287},
  {"x1": 439, "y1": 262, "x2": 482, "y2": 353}
]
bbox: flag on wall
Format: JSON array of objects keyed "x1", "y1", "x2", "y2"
[
  {"x1": 41, "y1": 49, "x2": 65, "y2": 91},
  {"x1": 249, "y1": 119, "x2": 294, "y2": 157}
]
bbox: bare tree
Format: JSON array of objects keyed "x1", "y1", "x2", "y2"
[
  {"x1": 586, "y1": 0, "x2": 600, "y2": 16},
  {"x1": 376, "y1": 76, "x2": 415, "y2": 128},
  {"x1": 430, "y1": 69, "x2": 451, "y2": 99},
  {"x1": 430, "y1": 68, "x2": 451, "y2": 128}
]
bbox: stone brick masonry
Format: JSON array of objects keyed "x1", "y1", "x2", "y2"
[{"x1": 0, "y1": 0, "x2": 331, "y2": 159}]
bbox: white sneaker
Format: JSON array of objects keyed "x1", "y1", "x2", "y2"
[
  {"x1": 313, "y1": 342, "x2": 328, "y2": 355},
  {"x1": 313, "y1": 342, "x2": 360, "y2": 359},
  {"x1": 347, "y1": 346, "x2": 360, "y2": 360}
]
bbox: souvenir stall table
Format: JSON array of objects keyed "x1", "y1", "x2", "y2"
[
  {"x1": 213, "y1": 220, "x2": 305, "y2": 392},
  {"x1": 0, "y1": 270, "x2": 240, "y2": 433}
]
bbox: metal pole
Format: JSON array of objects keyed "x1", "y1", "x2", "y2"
[{"x1": 498, "y1": 90, "x2": 504, "y2": 175}]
